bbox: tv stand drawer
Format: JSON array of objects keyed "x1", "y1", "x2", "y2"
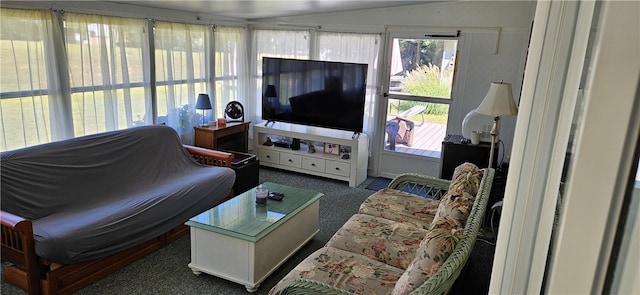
[
  {"x1": 279, "y1": 152, "x2": 302, "y2": 168},
  {"x1": 302, "y1": 156, "x2": 326, "y2": 173},
  {"x1": 326, "y1": 160, "x2": 350, "y2": 177},
  {"x1": 259, "y1": 148, "x2": 280, "y2": 164}
]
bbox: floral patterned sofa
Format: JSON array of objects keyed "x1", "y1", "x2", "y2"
[{"x1": 269, "y1": 163, "x2": 494, "y2": 295}]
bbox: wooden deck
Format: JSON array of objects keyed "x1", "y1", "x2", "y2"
[{"x1": 385, "y1": 122, "x2": 447, "y2": 158}]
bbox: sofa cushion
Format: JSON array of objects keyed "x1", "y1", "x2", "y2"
[
  {"x1": 448, "y1": 162, "x2": 483, "y2": 196},
  {"x1": 431, "y1": 191, "x2": 474, "y2": 230},
  {"x1": 358, "y1": 188, "x2": 439, "y2": 229},
  {"x1": 31, "y1": 168, "x2": 234, "y2": 264},
  {"x1": 269, "y1": 246, "x2": 404, "y2": 295},
  {"x1": 392, "y1": 220, "x2": 463, "y2": 295},
  {"x1": 326, "y1": 214, "x2": 428, "y2": 270}
]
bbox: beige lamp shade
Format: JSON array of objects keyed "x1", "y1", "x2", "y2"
[{"x1": 476, "y1": 81, "x2": 518, "y2": 117}]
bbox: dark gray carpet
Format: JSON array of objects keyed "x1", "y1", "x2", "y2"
[
  {"x1": 1, "y1": 167, "x2": 494, "y2": 295},
  {"x1": 364, "y1": 177, "x2": 392, "y2": 191}
]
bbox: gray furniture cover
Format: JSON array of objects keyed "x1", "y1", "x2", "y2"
[{"x1": 1, "y1": 125, "x2": 235, "y2": 264}]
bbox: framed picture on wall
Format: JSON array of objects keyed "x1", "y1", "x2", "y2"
[{"x1": 324, "y1": 143, "x2": 340, "y2": 155}]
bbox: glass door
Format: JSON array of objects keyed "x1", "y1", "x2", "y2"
[{"x1": 377, "y1": 31, "x2": 459, "y2": 178}]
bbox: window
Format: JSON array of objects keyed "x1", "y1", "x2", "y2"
[
  {"x1": 385, "y1": 37, "x2": 457, "y2": 157},
  {"x1": 65, "y1": 13, "x2": 151, "y2": 136},
  {"x1": 214, "y1": 26, "x2": 248, "y2": 119},
  {"x1": 317, "y1": 32, "x2": 379, "y2": 134},
  {"x1": 0, "y1": 9, "x2": 63, "y2": 151},
  {"x1": 1, "y1": 8, "x2": 392, "y2": 154},
  {"x1": 251, "y1": 30, "x2": 310, "y2": 120},
  {"x1": 0, "y1": 9, "x2": 156, "y2": 152},
  {"x1": 1, "y1": 9, "x2": 249, "y2": 150},
  {"x1": 154, "y1": 22, "x2": 209, "y2": 141}
]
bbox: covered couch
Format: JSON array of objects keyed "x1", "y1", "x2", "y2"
[
  {"x1": 269, "y1": 163, "x2": 494, "y2": 295},
  {"x1": 1, "y1": 125, "x2": 236, "y2": 295}
]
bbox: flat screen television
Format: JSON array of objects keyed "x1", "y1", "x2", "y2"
[{"x1": 261, "y1": 57, "x2": 368, "y2": 133}]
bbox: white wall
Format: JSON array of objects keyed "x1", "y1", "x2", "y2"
[
  {"x1": 453, "y1": 29, "x2": 529, "y2": 163},
  {"x1": 257, "y1": 1, "x2": 536, "y2": 166}
]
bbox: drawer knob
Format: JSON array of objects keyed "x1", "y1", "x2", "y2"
[
  {"x1": 311, "y1": 163, "x2": 316, "y2": 166},
  {"x1": 266, "y1": 155, "x2": 271, "y2": 159},
  {"x1": 288, "y1": 159, "x2": 293, "y2": 162},
  {"x1": 335, "y1": 167, "x2": 340, "y2": 170}
]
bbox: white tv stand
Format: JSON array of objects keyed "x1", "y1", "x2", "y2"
[{"x1": 253, "y1": 122, "x2": 368, "y2": 187}]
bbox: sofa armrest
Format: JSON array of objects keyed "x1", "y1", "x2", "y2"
[
  {"x1": 1, "y1": 210, "x2": 41, "y2": 295},
  {"x1": 183, "y1": 145, "x2": 234, "y2": 168},
  {"x1": 281, "y1": 278, "x2": 354, "y2": 295},
  {"x1": 388, "y1": 173, "x2": 452, "y2": 200},
  {"x1": 409, "y1": 168, "x2": 495, "y2": 295}
]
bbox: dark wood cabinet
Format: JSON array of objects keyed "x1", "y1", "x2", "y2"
[
  {"x1": 227, "y1": 151, "x2": 259, "y2": 195},
  {"x1": 194, "y1": 122, "x2": 258, "y2": 195},
  {"x1": 194, "y1": 121, "x2": 251, "y2": 153},
  {"x1": 440, "y1": 134, "x2": 498, "y2": 180}
]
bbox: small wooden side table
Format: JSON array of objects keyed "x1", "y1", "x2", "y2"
[{"x1": 194, "y1": 121, "x2": 251, "y2": 153}]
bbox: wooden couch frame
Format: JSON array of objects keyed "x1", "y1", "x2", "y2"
[{"x1": 1, "y1": 145, "x2": 234, "y2": 295}]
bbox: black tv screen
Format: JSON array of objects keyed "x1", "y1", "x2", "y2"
[{"x1": 262, "y1": 57, "x2": 368, "y2": 133}]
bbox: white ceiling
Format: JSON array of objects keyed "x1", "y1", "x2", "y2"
[{"x1": 110, "y1": 0, "x2": 437, "y2": 20}]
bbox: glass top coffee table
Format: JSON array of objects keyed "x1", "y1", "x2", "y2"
[{"x1": 186, "y1": 182, "x2": 323, "y2": 292}]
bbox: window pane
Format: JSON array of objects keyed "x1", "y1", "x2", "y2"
[
  {"x1": 0, "y1": 35, "x2": 48, "y2": 93},
  {"x1": 155, "y1": 82, "x2": 207, "y2": 134},
  {"x1": 0, "y1": 8, "x2": 55, "y2": 151},
  {"x1": 385, "y1": 99, "x2": 448, "y2": 156},
  {"x1": 253, "y1": 30, "x2": 310, "y2": 119},
  {"x1": 390, "y1": 38, "x2": 457, "y2": 99},
  {"x1": 70, "y1": 87, "x2": 147, "y2": 135},
  {"x1": 154, "y1": 22, "x2": 209, "y2": 141},
  {"x1": 66, "y1": 20, "x2": 147, "y2": 87},
  {"x1": 214, "y1": 27, "x2": 245, "y2": 118},
  {"x1": 384, "y1": 37, "x2": 457, "y2": 157},
  {"x1": 317, "y1": 32, "x2": 379, "y2": 133},
  {"x1": 65, "y1": 13, "x2": 150, "y2": 136},
  {"x1": 0, "y1": 95, "x2": 51, "y2": 150}
]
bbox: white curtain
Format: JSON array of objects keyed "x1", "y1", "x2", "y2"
[
  {"x1": 64, "y1": 13, "x2": 151, "y2": 137},
  {"x1": 250, "y1": 30, "x2": 310, "y2": 123},
  {"x1": 317, "y1": 32, "x2": 380, "y2": 136},
  {"x1": 154, "y1": 21, "x2": 209, "y2": 143},
  {"x1": 213, "y1": 26, "x2": 248, "y2": 119},
  {"x1": 0, "y1": 8, "x2": 69, "y2": 151}
]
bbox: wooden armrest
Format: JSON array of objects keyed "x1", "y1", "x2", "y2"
[
  {"x1": 1, "y1": 210, "x2": 30, "y2": 229},
  {"x1": 183, "y1": 145, "x2": 234, "y2": 168},
  {"x1": 1, "y1": 210, "x2": 41, "y2": 295}
]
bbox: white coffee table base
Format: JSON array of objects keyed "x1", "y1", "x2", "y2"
[{"x1": 188, "y1": 201, "x2": 319, "y2": 292}]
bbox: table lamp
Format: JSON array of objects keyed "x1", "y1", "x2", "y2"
[
  {"x1": 265, "y1": 85, "x2": 278, "y2": 109},
  {"x1": 196, "y1": 93, "x2": 212, "y2": 127},
  {"x1": 265, "y1": 85, "x2": 277, "y2": 99},
  {"x1": 475, "y1": 81, "x2": 518, "y2": 168}
]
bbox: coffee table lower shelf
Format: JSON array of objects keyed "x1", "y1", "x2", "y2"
[{"x1": 187, "y1": 200, "x2": 319, "y2": 292}]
